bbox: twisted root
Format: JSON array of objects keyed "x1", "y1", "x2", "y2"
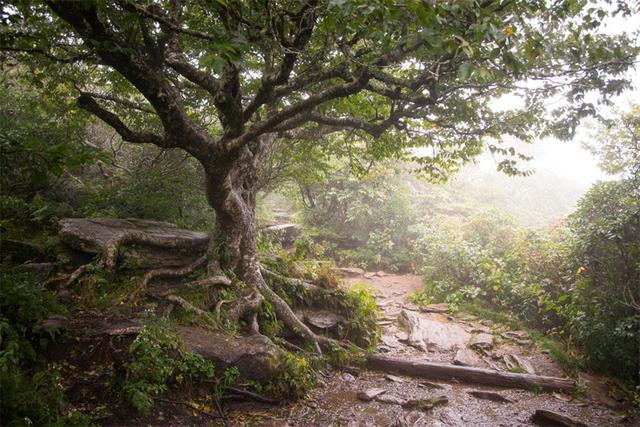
[
  {"x1": 102, "y1": 229, "x2": 206, "y2": 271},
  {"x1": 112, "y1": 255, "x2": 207, "y2": 305}
]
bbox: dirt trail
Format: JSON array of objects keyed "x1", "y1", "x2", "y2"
[{"x1": 230, "y1": 272, "x2": 635, "y2": 426}]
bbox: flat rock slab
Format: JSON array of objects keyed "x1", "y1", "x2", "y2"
[
  {"x1": 420, "y1": 303, "x2": 449, "y2": 313},
  {"x1": 502, "y1": 330, "x2": 532, "y2": 345},
  {"x1": 504, "y1": 354, "x2": 536, "y2": 374},
  {"x1": 467, "y1": 390, "x2": 515, "y2": 403},
  {"x1": 502, "y1": 330, "x2": 530, "y2": 340},
  {"x1": 469, "y1": 333, "x2": 494, "y2": 350},
  {"x1": 375, "y1": 394, "x2": 406, "y2": 405},
  {"x1": 177, "y1": 326, "x2": 283, "y2": 382},
  {"x1": 531, "y1": 409, "x2": 588, "y2": 426},
  {"x1": 261, "y1": 223, "x2": 300, "y2": 244},
  {"x1": 399, "y1": 310, "x2": 470, "y2": 351},
  {"x1": 385, "y1": 374, "x2": 405, "y2": 383},
  {"x1": 357, "y1": 388, "x2": 387, "y2": 401},
  {"x1": 454, "y1": 349, "x2": 483, "y2": 367},
  {"x1": 303, "y1": 309, "x2": 342, "y2": 329},
  {"x1": 403, "y1": 395, "x2": 448, "y2": 411},
  {"x1": 59, "y1": 218, "x2": 209, "y2": 268}
]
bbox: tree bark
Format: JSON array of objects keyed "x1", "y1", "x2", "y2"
[
  {"x1": 204, "y1": 148, "x2": 323, "y2": 351},
  {"x1": 367, "y1": 355, "x2": 576, "y2": 393}
]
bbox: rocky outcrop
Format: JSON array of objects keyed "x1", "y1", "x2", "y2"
[
  {"x1": 398, "y1": 309, "x2": 470, "y2": 352},
  {"x1": 261, "y1": 223, "x2": 301, "y2": 245},
  {"x1": 302, "y1": 309, "x2": 343, "y2": 329},
  {"x1": 469, "y1": 333, "x2": 494, "y2": 350},
  {"x1": 177, "y1": 326, "x2": 283, "y2": 382},
  {"x1": 454, "y1": 349, "x2": 483, "y2": 367},
  {"x1": 59, "y1": 218, "x2": 209, "y2": 268}
]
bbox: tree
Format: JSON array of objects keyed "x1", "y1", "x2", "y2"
[
  {"x1": 586, "y1": 104, "x2": 640, "y2": 179},
  {"x1": 567, "y1": 178, "x2": 639, "y2": 384},
  {"x1": 1, "y1": 0, "x2": 637, "y2": 351}
]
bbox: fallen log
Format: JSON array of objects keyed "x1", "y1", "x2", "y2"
[{"x1": 367, "y1": 355, "x2": 576, "y2": 393}]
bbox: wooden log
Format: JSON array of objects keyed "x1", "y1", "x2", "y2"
[{"x1": 367, "y1": 355, "x2": 576, "y2": 393}]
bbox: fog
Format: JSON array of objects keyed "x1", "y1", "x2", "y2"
[{"x1": 441, "y1": 9, "x2": 640, "y2": 228}]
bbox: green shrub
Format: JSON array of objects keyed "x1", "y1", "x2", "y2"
[
  {"x1": 265, "y1": 351, "x2": 316, "y2": 399},
  {"x1": 0, "y1": 271, "x2": 68, "y2": 426},
  {"x1": 0, "y1": 83, "x2": 98, "y2": 199},
  {"x1": 412, "y1": 180, "x2": 639, "y2": 388},
  {"x1": 565, "y1": 179, "x2": 639, "y2": 386},
  {"x1": 122, "y1": 314, "x2": 215, "y2": 413},
  {"x1": 336, "y1": 284, "x2": 379, "y2": 348}
]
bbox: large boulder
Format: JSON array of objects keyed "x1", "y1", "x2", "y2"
[
  {"x1": 59, "y1": 218, "x2": 209, "y2": 268},
  {"x1": 72, "y1": 317, "x2": 284, "y2": 382},
  {"x1": 177, "y1": 326, "x2": 284, "y2": 382},
  {"x1": 261, "y1": 223, "x2": 301, "y2": 245}
]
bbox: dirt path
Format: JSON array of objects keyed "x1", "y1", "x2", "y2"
[{"x1": 230, "y1": 272, "x2": 635, "y2": 426}]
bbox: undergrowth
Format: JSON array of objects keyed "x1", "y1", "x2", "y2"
[
  {"x1": 0, "y1": 270, "x2": 90, "y2": 426},
  {"x1": 120, "y1": 312, "x2": 215, "y2": 414}
]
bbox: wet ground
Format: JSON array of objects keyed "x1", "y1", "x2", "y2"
[{"x1": 229, "y1": 272, "x2": 637, "y2": 426}]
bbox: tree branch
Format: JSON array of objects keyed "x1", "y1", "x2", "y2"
[
  {"x1": 243, "y1": 0, "x2": 319, "y2": 121},
  {"x1": 77, "y1": 94, "x2": 167, "y2": 146},
  {"x1": 79, "y1": 91, "x2": 155, "y2": 114}
]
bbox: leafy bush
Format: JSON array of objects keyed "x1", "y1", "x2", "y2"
[
  {"x1": 565, "y1": 179, "x2": 639, "y2": 385},
  {"x1": 265, "y1": 351, "x2": 316, "y2": 399},
  {"x1": 0, "y1": 271, "x2": 69, "y2": 426},
  {"x1": 412, "y1": 179, "x2": 639, "y2": 388},
  {"x1": 78, "y1": 151, "x2": 214, "y2": 232},
  {"x1": 336, "y1": 284, "x2": 380, "y2": 348},
  {"x1": 413, "y1": 212, "x2": 570, "y2": 325},
  {"x1": 122, "y1": 314, "x2": 215, "y2": 413},
  {"x1": 0, "y1": 83, "x2": 99, "y2": 198}
]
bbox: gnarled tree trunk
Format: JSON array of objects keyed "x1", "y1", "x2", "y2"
[{"x1": 205, "y1": 146, "x2": 323, "y2": 352}]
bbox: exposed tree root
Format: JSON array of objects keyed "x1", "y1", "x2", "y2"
[
  {"x1": 155, "y1": 275, "x2": 232, "y2": 298},
  {"x1": 254, "y1": 271, "x2": 325, "y2": 353},
  {"x1": 259, "y1": 266, "x2": 321, "y2": 294},
  {"x1": 182, "y1": 274, "x2": 232, "y2": 289},
  {"x1": 113, "y1": 255, "x2": 207, "y2": 305},
  {"x1": 259, "y1": 266, "x2": 369, "y2": 354},
  {"x1": 102, "y1": 229, "x2": 205, "y2": 271},
  {"x1": 214, "y1": 299, "x2": 233, "y2": 323},
  {"x1": 62, "y1": 263, "x2": 93, "y2": 288},
  {"x1": 165, "y1": 294, "x2": 216, "y2": 325},
  {"x1": 225, "y1": 290, "x2": 264, "y2": 325},
  {"x1": 279, "y1": 340, "x2": 305, "y2": 353},
  {"x1": 253, "y1": 265, "x2": 346, "y2": 353},
  {"x1": 248, "y1": 312, "x2": 260, "y2": 335}
]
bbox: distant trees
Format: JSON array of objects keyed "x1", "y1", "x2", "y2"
[{"x1": 586, "y1": 105, "x2": 640, "y2": 179}]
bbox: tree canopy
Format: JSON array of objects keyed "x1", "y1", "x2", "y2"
[{"x1": 2, "y1": 0, "x2": 637, "y2": 179}]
